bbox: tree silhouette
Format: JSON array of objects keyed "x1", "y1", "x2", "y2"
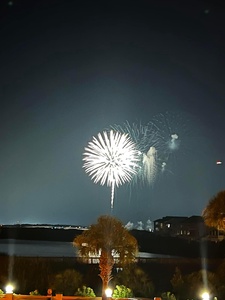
[
  {"x1": 170, "y1": 267, "x2": 185, "y2": 300},
  {"x1": 202, "y1": 190, "x2": 225, "y2": 231},
  {"x1": 50, "y1": 269, "x2": 83, "y2": 296},
  {"x1": 73, "y1": 215, "x2": 138, "y2": 300}
]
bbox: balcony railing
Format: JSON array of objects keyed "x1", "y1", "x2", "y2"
[{"x1": 0, "y1": 294, "x2": 99, "y2": 300}]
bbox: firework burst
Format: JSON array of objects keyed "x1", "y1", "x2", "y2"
[
  {"x1": 111, "y1": 121, "x2": 159, "y2": 185},
  {"x1": 83, "y1": 130, "x2": 140, "y2": 209},
  {"x1": 111, "y1": 121, "x2": 157, "y2": 154}
]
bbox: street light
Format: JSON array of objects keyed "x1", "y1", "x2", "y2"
[
  {"x1": 202, "y1": 292, "x2": 209, "y2": 300},
  {"x1": 105, "y1": 288, "x2": 112, "y2": 298},
  {"x1": 5, "y1": 284, "x2": 14, "y2": 294}
]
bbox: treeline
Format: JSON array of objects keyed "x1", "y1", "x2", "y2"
[{"x1": 0, "y1": 226, "x2": 83, "y2": 242}]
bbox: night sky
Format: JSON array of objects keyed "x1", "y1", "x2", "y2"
[{"x1": 1, "y1": 0, "x2": 225, "y2": 226}]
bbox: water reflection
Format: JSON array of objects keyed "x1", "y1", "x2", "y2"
[{"x1": 0, "y1": 239, "x2": 175, "y2": 258}]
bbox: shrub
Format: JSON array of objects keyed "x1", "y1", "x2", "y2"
[
  {"x1": 161, "y1": 291, "x2": 176, "y2": 300},
  {"x1": 112, "y1": 285, "x2": 133, "y2": 298},
  {"x1": 0, "y1": 289, "x2": 4, "y2": 295},
  {"x1": 30, "y1": 290, "x2": 40, "y2": 295},
  {"x1": 75, "y1": 286, "x2": 96, "y2": 297}
]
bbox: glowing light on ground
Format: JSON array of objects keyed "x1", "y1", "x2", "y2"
[
  {"x1": 105, "y1": 288, "x2": 112, "y2": 297},
  {"x1": 5, "y1": 284, "x2": 13, "y2": 294},
  {"x1": 201, "y1": 291, "x2": 209, "y2": 300}
]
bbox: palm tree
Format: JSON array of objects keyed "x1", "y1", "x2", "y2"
[
  {"x1": 73, "y1": 215, "x2": 138, "y2": 300},
  {"x1": 202, "y1": 190, "x2": 225, "y2": 231}
]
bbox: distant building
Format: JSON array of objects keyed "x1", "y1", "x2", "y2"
[
  {"x1": 154, "y1": 216, "x2": 188, "y2": 237},
  {"x1": 154, "y1": 215, "x2": 225, "y2": 241},
  {"x1": 178, "y1": 215, "x2": 207, "y2": 239},
  {"x1": 204, "y1": 227, "x2": 225, "y2": 242}
]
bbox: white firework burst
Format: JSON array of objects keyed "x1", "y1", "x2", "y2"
[{"x1": 83, "y1": 130, "x2": 140, "y2": 209}]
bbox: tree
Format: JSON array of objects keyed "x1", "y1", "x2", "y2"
[
  {"x1": 50, "y1": 269, "x2": 83, "y2": 295},
  {"x1": 202, "y1": 190, "x2": 225, "y2": 231},
  {"x1": 216, "y1": 259, "x2": 225, "y2": 299},
  {"x1": 73, "y1": 215, "x2": 138, "y2": 300},
  {"x1": 184, "y1": 269, "x2": 218, "y2": 299},
  {"x1": 112, "y1": 265, "x2": 154, "y2": 298},
  {"x1": 170, "y1": 267, "x2": 186, "y2": 300}
]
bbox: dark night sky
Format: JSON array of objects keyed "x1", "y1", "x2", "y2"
[{"x1": 0, "y1": 0, "x2": 225, "y2": 226}]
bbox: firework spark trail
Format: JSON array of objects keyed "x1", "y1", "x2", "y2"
[
  {"x1": 111, "y1": 121, "x2": 160, "y2": 185},
  {"x1": 143, "y1": 146, "x2": 157, "y2": 184},
  {"x1": 83, "y1": 130, "x2": 140, "y2": 210},
  {"x1": 111, "y1": 121, "x2": 157, "y2": 154}
]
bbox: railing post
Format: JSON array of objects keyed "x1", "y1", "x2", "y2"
[
  {"x1": 5, "y1": 294, "x2": 13, "y2": 300},
  {"x1": 55, "y1": 294, "x2": 63, "y2": 300}
]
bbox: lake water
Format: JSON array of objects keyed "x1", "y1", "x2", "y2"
[
  {"x1": 0, "y1": 239, "x2": 176, "y2": 259},
  {"x1": 0, "y1": 239, "x2": 77, "y2": 257}
]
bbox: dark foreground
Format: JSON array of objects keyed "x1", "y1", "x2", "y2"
[{"x1": 0, "y1": 253, "x2": 223, "y2": 296}]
